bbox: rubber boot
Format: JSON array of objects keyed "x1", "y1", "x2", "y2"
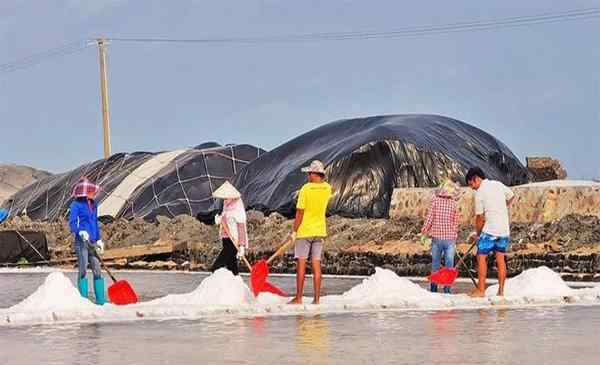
[
  {"x1": 93, "y1": 278, "x2": 106, "y2": 305},
  {"x1": 430, "y1": 283, "x2": 438, "y2": 293},
  {"x1": 443, "y1": 286, "x2": 452, "y2": 294},
  {"x1": 78, "y1": 277, "x2": 88, "y2": 298}
]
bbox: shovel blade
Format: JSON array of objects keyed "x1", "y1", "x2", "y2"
[
  {"x1": 108, "y1": 280, "x2": 138, "y2": 305},
  {"x1": 430, "y1": 268, "x2": 459, "y2": 286},
  {"x1": 250, "y1": 260, "x2": 269, "y2": 296},
  {"x1": 261, "y1": 281, "x2": 287, "y2": 297}
]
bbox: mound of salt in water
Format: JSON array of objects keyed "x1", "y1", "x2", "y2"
[
  {"x1": 485, "y1": 266, "x2": 573, "y2": 297},
  {"x1": 149, "y1": 268, "x2": 253, "y2": 307},
  {"x1": 256, "y1": 292, "x2": 288, "y2": 306},
  {"x1": 9, "y1": 272, "x2": 94, "y2": 312},
  {"x1": 341, "y1": 268, "x2": 445, "y2": 306}
]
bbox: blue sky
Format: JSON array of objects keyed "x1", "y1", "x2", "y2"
[{"x1": 1, "y1": 1, "x2": 599, "y2": 179}]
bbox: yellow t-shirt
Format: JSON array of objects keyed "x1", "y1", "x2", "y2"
[{"x1": 296, "y1": 182, "x2": 332, "y2": 238}]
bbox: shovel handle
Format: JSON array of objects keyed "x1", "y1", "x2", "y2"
[
  {"x1": 266, "y1": 234, "x2": 295, "y2": 265},
  {"x1": 454, "y1": 238, "x2": 478, "y2": 288},
  {"x1": 84, "y1": 240, "x2": 118, "y2": 283}
]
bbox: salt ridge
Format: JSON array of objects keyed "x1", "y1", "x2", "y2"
[
  {"x1": 2, "y1": 267, "x2": 599, "y2": 326},
  {"x1": 518, "y1": 179, "x2": 600, "y2": 188},
  {"x1": 485, "y1": 266, "x2": 573, "y2": 297}
]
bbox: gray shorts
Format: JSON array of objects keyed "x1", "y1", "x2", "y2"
[{"x1": 294, "y1": 238, "x2": 324, "y2": 261}]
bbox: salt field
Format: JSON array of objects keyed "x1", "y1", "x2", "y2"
[{"x1": 1, "y1": 267, "x2": 600, "y2": 364}]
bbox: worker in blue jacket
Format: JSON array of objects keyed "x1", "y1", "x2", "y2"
[{"x1": 69, "y1": 178, "x2": 106, "y2": 305}]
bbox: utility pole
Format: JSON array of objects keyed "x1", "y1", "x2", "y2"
[{"x1": 97, "y1": 38, "x2": 111, "y2": 159}]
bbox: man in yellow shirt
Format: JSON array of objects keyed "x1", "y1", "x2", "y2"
[{"x1": 289, "y1": 160, "x2": 332, "y2": 305}]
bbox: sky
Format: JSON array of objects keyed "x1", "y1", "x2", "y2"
[{"x1": 1, "y1": 1, "x2": 599, "y2": 179}]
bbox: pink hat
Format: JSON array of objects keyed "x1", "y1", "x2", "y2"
[{"x1": 72, "y1": 178, "x2": 100, "y2": 198}]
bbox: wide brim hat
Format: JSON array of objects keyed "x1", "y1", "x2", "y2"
[
  {"x1": 212, "y1": 181, "x2": 241, "y2": 199},
  {"x1": 435, "y1": 179, "x2": 463, "y2": 200},
  {"x1": 301, "y1": 160, "x2": 326, "y2": 174},
  {"x1": 72, "y1": 178, "x2": 100, "y2": 198}
]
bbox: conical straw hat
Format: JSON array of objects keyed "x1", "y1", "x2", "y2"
[{"x1": 212, "y1": 181, "x2": 241, "y2": 199}]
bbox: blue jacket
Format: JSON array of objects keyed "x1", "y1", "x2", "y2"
[{"x1": 69, "y1": 199, "x2": 101, "y2": 244}]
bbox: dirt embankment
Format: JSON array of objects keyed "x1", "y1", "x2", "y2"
[
  {"x1": 2, "y1": 213, "x2": 600, "y2": 280},
  {"x1": 0, "y1": 164, "x2": 52, "y2": 204}
]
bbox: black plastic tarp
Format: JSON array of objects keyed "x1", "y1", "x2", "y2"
[
  {"x1": 0, "y1": 231, "x2": 49, "y2": 264},
  {"x1": 233, "y1": 114, "x2": 531, "y2": 218},
  {"x1": 1, "y1": 152, "x2": 154, "y2": 221},
  {"x1": 118, "y1": 144, "x2": 264, "y2": 221}
]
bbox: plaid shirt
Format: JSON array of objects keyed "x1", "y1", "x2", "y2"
[{"x1": 421, "y1": 195, "x2": 459, "y2": 241}]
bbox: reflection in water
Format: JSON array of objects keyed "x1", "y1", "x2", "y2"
[
  {"x1": 430, "y1": 310, "x2": 459, "y2": 335},
  {"x1": 251, "y1": 316, "x2": 266, "y2": 336},
  {"x1": 296, "y1": 315, "x2": 330, "y2": 365},
  {"x1": 428, "y1": 310, "x2": 459, "y2": 364}
]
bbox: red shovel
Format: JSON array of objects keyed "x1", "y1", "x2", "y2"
[
  {"x1": 86, "y1": 240, "x2": 139, "y2": 305},
  {"x1": 429, "y1": 238, "x2": 478, "y2": 288},
  {"x1": 249, "y1": 236, "x2": 295, "y2": 297},
  {"x1": 221, "y1": 217, "x2": 292, "y2": 297}
]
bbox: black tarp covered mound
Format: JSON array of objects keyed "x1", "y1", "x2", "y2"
[
  {"x1": 118, "y1": 144, "x2": 264, "y2": 221},
  {"x1": 233, "y1": 114, "x2": 530, "y2": 218},
  {"x1": 1, "y1": 144, "x2": 264, "y2": 222},
  {"x1": 1, "y1": 152, "x2": 154, "y2": 221},
  {"x1": 0, "y1": 231, "x2": 49, "y2": 264}
]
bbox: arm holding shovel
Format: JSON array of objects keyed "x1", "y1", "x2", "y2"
[
  {"x1": 210, "y1": 181, "x2": 250, "y2": 276},
  {"x1": 219, "y1": 215, "x2": 252, "y2": 272}
]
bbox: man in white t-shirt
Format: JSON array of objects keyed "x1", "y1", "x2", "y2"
[{"x1": 466, "y1": 167, "x2": 514, "y2": 297}]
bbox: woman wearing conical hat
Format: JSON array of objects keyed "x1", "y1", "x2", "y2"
[{"x1": 210, "y1": 181, "x2": 248, "y2": 275}]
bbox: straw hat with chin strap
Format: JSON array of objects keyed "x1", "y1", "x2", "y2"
[{"x1": 212, "y1": 181, "x2": 242, "y2": 199}]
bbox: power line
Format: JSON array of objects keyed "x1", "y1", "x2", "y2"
[
  {"x1": 1, "y1": 7, "x2": 598, "y2": 75},
  {"x1": 109, "y1": 7, "x2": 600, "y2": 44},
  {"x1": 0, "y1": 40, "x2": 93, "y2": 76}
]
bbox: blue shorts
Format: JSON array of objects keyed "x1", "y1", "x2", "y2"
[{"x1": 477, "y1": 233, "x2": 510, "y2": 255}]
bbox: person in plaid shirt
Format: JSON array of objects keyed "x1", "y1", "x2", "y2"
[{"x1": 420, "y1": 179, "x2": 461, "y2": 293}]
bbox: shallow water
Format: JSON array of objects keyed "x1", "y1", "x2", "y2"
[{"x1": 1, "y1": 271, "x2": 599, "y2": 365}]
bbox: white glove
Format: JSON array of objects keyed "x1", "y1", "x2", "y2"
[
  {"x1": 96, "y1": 240, "x2": 105, "y2": 254},
  {"x1": 214, "y1": 214, "x2": 221, "y2": 225},
  {"x1": 468, "y1": 231, "x2": 479, "y2": 242},
  {"x1": 237, "y1": 245, "x2": 246, "y2": 259},
  {"x1": 78, "y1": 231, "x2": 90, "y2": 242}
]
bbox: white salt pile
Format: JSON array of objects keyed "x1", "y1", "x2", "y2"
[
  {"x1": 341, "y1": 268, "x2": 447, "y2": 306},
  {"x1": 518, "y1": 180, "x2": 600, "y2": 188},
  {"x1": 8, "y1": 272, "x2": 95, "y2": 312},
  {"x1": 485, "y1": 266, "x2": 573, "y2": 297},
  {"x1": 256, "y1": 292, "x2": 289, "y2": 306},
  {"x1": 148, "y1": 268, "x2": 253, "y2": 307},
  {"x1": 0, "y1": 267, "x2": 62, "y2": 274},
  {"x1": 2, "y1": 266, "x2": 599, "y2": 326}
]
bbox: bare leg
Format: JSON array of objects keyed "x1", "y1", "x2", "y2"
[
  {"x1": 289, "y1": 259, "x2": 306, "y2": 304},
  {"x1": 495, "y1": 252, "x2": 507, "y2": 296},
  {"x1": 311, "y1": 259, "x2": 322, "y2": 304},
  {"x1": 469, "y1": 255, "x2": 488, "y2": 297}
]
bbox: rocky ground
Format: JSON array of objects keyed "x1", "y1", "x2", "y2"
[{"x1": 2, "y1": 213, "x2": 600, "y2": 280}]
